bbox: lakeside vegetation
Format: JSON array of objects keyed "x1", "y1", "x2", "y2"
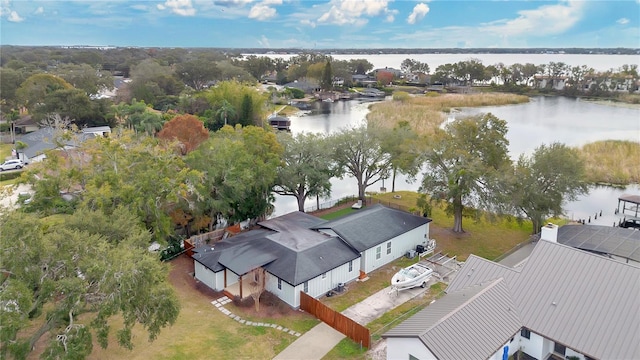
[
  {"x1": 579, "y1": 140, "x2": 640, "y2": 185},
  {"x1": 367, "y1": 93, "x2": 529, "y2": 135}
]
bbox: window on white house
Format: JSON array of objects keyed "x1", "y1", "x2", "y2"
[
  {"x1": 303, "y1": 281, "x2": 308, "y2": 293},
  {"x1": 278, "y1": 278, "x2": 282, "y2": 290},
  {"x1": 553, "y1": 342, "x2": 566, "y2": 355},
  {"x1": 386, "y1": 241, "x2": 392, "y2": 255},
  {"x1": 376, "y1": 246, "x2": 381, "y2": 259},
  {"x1": 348, "y1": 260, "x2": 353, "y2": 272},
  {"x1": 322, "y1": 272, "x2": 327, "y2": 279},
  {"x1": 520, "y1": 328, "x2": 531, "y2": 339}
]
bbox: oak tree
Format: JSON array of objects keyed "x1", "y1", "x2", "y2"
[
  {"x1": 506, "y1": 143, "x2": 587, "y2": 234},
  {"x1": 420, "y1": 113, "x2": 511, "y2": 233},
  {"x1": 274, "y1": 132, "x2": 334, "y2": 211},
  {"x1": 331, "y1": 125, "x2": 391, "y2": 202}
]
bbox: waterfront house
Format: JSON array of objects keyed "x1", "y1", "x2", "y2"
[{"x1": 193, "y1": 205, "x2": 431, "y2": 308}]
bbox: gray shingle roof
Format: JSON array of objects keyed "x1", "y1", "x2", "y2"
[
  {"x1": 20, "y1": 127, "x2": 97, "y2": 159},
  {"x1": 313, "y1": 204, "x2": 431, "y2": 252},
  {"x1": 557, "y1": 224, "x2": 640, "y2": 262},
  {"x1": 194, "y1": 213, "x2": 359, "y2": 286},
  {"x1": 391, "y1": 240, "x2": 640, "y2": 360}
]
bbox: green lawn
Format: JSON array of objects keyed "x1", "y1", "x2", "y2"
[{"x1": 320, "y1": 207, "x2": 358, "y2": 220}]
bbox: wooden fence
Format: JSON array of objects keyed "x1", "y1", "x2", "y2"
[
  {"x1": 300, "y1": 292, "x2": 370, "y2": 348},
  {"x1": 184, "y1": 228, "x2": 226, "y2": 256}
]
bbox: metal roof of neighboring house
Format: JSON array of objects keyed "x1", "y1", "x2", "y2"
[
  {"x1": 385, "y1": 279, "x2": 522, "y2": 360},
  {"x1": 313, "y1": 204, "x2": 431, "y2": 252},
  {"x1": 193, "y1": 213, "x2": 359, "y2": 286},
  {"x1": 390, "y1": 240, "x2": 640, "y2": 360},
  {"x1": 557, "y1": 224, "x2": 640, "y2": 262}
]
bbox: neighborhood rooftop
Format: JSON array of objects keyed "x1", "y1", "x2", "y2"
[
  {"x1": 312, "y1": 204, "x2": 431, "y2": 252},
  {"x1": 193, "y1": 213, "x2": 359, "y2": 286},
  {"x1": 385, "y1": 240, "x2": 640, "y2": 360}
]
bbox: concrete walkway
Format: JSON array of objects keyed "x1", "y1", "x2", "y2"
[
  {"x1": 273, "y1": 280, "x2": 433, "y2": 360},
  {"x1": 272, "y1": 322, "x2": 345, "y2": 360}
]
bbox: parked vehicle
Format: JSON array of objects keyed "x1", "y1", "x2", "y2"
[{"x1": 0, "y1": 159, "x2": 24, "y2": 171}]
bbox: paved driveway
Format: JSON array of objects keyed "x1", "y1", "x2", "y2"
[{"x1": 273, "y1": 280, "x2": 434, "y2": 360}]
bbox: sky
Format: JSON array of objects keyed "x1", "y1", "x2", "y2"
[{"x1": 1, "y1": 0, "x2": 639, "y2": 48}]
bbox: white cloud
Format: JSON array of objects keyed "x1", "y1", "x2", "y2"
[
  {"x1": 161, "y1": 0, "x2": 196, "y2": 16},
  {"x1": 407, "y1": 3, "x2": 429, "y2": 25},
  {"x1": 483, "y1": 0, "x2": 585, "y2": 37},
  {"x1": 300, "y1": 19, "x2": 316, "y2": 28},
  {"x1": 317, "y1": 0, "x2": 392, "y2": 26},
  {"x1": 34, "y1": 6, "x2": 44, "y2": 15},
  {"x1": 214, "y1": 0, "x2": 254, "y2": 7},
  {"x1": 0, "y1": 0, "x2": 23, "y2": 22},
  {"x1": 130, "y1": 4, "x2": 148, "y2": 11},
  {"x1": 7, "y1": 10, "x2": 23, "y2": 22},
  {"x1": 258, "y1": 35, "x2": 270, "y2": 47},
  {"x1": 249, "y1": 3, "x2": 276, "y2": 20},
  {"x1": 617, "y1": 18, "x2": 629, "y2": 25}
]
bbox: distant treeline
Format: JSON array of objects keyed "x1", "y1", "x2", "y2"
[{"x1": 224, "y1": 47, "x2": 640, "y2": 55}]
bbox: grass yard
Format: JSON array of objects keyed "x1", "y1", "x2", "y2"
[
  {"x1": 372, "y1": 191, "x2": 532, "y2": 261},
  {"x1": 83, "y1": 255, "x2": 318, "y2": 360},
  {"x1": 0, "y1": 143, "x2": 13, "y2": 160}
]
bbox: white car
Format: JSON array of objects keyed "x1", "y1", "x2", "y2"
[{"x1": 0, "y1": 159, "x2": 24, "y2": 171}]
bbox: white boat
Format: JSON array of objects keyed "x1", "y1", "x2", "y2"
[{"x1": 391, "y1": 263, "x2": 434, "y2": 291}]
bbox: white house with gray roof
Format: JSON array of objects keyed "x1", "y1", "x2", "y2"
[
  {"x1": 313, "y1": 204, "x2": 431, "y2": 277},
  {"x1": 384, "y1": 238, "x2": 640, "y2": 360},
  {"x1": 192, "y1": 205, "x2": 431, "y2": 308}
]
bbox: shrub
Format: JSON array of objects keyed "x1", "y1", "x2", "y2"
[{"x1": 392, "y1": 91, "x2": 411, "y2": 102}]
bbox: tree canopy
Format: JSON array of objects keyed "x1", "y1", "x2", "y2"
[
  {"x1": 506, "y1": 143, "x2": 588, "y2": 233},
  {"x1": 420, "y1": 113, "x2": 511, "y2": 233},
  {"x1": 331, "y1": 125, "x2": 391, "y2": 202},
  {"x1": 274, "y1": 132, "x2": 334, "y2": 211},
  {"x1": 0, "y1": 207, "x2": 180, "y2": 360},
  {"x1": 158, "y1": 114, "x2": 209, "y2": 155},
  {"x1": 186, "y1": 125, "x2": 282, "y2": 229}
]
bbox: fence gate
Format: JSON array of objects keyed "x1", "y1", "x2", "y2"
[{"x1": 299, "y1": 292, "x2": 370, "y2": 348}]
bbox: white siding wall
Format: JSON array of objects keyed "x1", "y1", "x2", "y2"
[
  {"x1": 386, "y1": 338, "x2": 437, "y2": 360},
  {"x1": 362, "y1": 225, "x2": 428, "y2": 274},
  {"x1": 225, "y1": 269, "x2": 239, "y2": 286},
  {"x1": 519, "y1": 330, "x2": 545, "y2": 359},
  {"x1": 265, "y1": 273, "x2": 296, "y2": 308},
  {"x1": 194, "y1": 261, "x2": 218, "y2": 290},
  {"x1": 282, "y1": 261, "x2": 360, "y2": 308}
]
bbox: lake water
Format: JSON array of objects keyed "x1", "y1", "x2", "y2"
[
  {"x1": 272, "y1": 95, "x2": 640, "y2": 226},
  {"x1": 254, "y1": 53, "x2": 640, "y2": 73}
]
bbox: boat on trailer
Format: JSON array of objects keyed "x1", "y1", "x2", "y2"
[{"x1": 390, "y1": 263, "x2": 434, "y2": 292}]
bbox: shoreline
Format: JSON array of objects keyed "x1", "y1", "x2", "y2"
[{"x1": 580, "y1": 98, "x2": 640, "y2": 109}]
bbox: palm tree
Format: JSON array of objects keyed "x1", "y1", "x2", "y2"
[{"x1": 215, "y1": 100, "x2": 236, "y2": 126}]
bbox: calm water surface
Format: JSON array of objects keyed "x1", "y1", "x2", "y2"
[{"x1": 272, "y1": 97, "x2": 640, "y2": 224}]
